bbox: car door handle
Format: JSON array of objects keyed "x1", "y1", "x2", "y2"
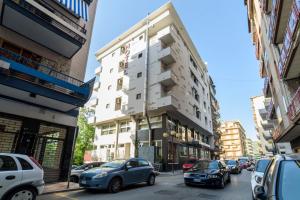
[{"x1": 5, "y1": 175, "x2": 15, "y2": 180}]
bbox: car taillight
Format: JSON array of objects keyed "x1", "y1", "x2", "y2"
[{"x1": 30, "y1": 157, "x2": 43, "y2": 170}]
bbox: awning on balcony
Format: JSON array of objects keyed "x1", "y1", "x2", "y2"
[{"x1": 57, "y1": 0, "x2": 89, "y2": 21}]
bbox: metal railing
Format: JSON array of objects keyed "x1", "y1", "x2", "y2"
[
  {"x1": 287, "y1": 87, "x2": 300, "y2": 121},
  {"x1": 9, "y1": 0, "x2": 85, "y2": 44},
  {"x1": 0, "y1": 47, "x2": 84, "y2": 87},
  {"x1": 263, "y1": 77, "x2": 270, "y2": 96}
]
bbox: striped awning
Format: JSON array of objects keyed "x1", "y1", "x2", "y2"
[{"x1": 57, "y1": 0, "x2": 89, "y2": 21}]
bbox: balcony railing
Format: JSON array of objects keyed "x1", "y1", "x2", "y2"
[
  {"x1": 267, "y1": 100, "x2": 275, "y2": 119},
  {"x1": 278, "y1": 0, "x2": 300, "y2": 77},
  {"x1": 0, "y1": 47, "x2": 90, "y2": 97},
  {"x1": 287, "y1": 87, "x2": 300, "y2": 121},
  {"x1": 272, "y1": 124, "x2": 282, "y2": 141},
  {"x1": 263, "y1": 77, "x2": 271, "y2": 97},
  {"x1": 268, "y1": 0, "x2": 280, "y2": 42}
]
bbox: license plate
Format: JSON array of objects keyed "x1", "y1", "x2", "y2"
[
  {"x1": 194, "y1": 178, "x2": 202, "y2": 182},
  {"x1": 81, "y1": 180, "x2": 86, "y2": 184}
]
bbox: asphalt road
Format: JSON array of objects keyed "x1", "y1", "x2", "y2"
[{"x1": 38, "y1": 170, "x2": 252, "y2": 200}]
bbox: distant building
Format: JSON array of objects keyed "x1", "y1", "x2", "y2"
[
  {"x1": 88, "y1": 2, "x2": 215, "y2": 169},
  {"x1": 219, "y1": 121, "x2": 247, "y2": 160},
  {"x1": 245, "y1": 138, "x2": 254, "y2": 158},
  {"x1": 245, "y1": 0, "x2": 300, "y2": 153},
  {"x1": 252, "y1": 141, "x2": 263, "y2": 159}
]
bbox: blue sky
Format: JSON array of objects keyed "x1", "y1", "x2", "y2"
[{"x1": 85, "y1": 0, "x2": 263, "y2": 140}]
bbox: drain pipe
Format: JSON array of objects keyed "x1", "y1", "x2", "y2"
[{"x1": 143, "y1": 13, "x2": 152, "y2": 147}]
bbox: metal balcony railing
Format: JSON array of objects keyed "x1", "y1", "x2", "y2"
[
  {"x1": 267, "y1": 100, "x2": 275, "y2": 119},
  {"x1": 263, "y1": 77, "x2": 271, "y2": 97},
  {"x1": 287, "y1": 87, "x2": 300, "y2": 121}
]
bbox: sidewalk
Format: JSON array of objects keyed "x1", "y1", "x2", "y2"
[
  {"x1": 158, "y1": 170, "x2": 183, "y2": 177},
  {"x1": 42, "y1": 182, "x2": 83, "y2": 195}
]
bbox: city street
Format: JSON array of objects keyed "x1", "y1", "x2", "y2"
[{"x1": 38, "y1": 171, "x2": 252, "y2": 200}]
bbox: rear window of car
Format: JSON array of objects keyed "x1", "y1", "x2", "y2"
[
  {"x1": 17, "y1": 157, "x2": 33, "y2": 170},
  {"x1": 225, "y1": 160, "x2": 236, "y2": 165},
  {"x1": 278, "y1": 160, "x2": 300, "y2": 200},
  {"x1": 0, "y1": 155, "x2": 17, "y2": 171},
  {"x1": 255, "y1": 159, "x2": 270, "y2": 173}
]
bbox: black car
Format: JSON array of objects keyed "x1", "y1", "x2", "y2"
[
  {"x1": 254, "y1": 154, "x2": 300, "y2": 200},
  {"x1": 184, "y1": 160, "x2": 231, "y2": 188},
  {"x1": 225, "y1": 160, "x2": 241, "y2": 174}
]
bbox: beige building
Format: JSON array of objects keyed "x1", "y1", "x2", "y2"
[
  {"x1": 220, "y1": 121, "x2": 247, "y2": 160},
  {"x1": 245, "y1": 138, "x2": 254, "y2": 158},
  {"x1": 245, "y1": 0, "x2": 300, "y2": 152}
]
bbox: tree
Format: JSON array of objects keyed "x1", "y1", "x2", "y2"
[{"x1": 73, "y1": 108, "x2": 95, "y2": 165}]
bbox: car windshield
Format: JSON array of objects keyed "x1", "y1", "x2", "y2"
[
  {"x1": 192, "y1": 161, "x2": 218, "y2": 170},
  {"x1": 239, "y1": 159, "x2": 247, "y2": 163},
  {"x1": 101, "y1": 160, "x2": 125, "y2": 169},
  {"x1": 278, "y1": 160, "x2": 300, "y2": 200},
  {"x1": 225, "y1": 160, "x2": 236, "y2": 165},
  {"x1": 255, "y1": 159, "x2": 270, "y2": 173},
  {"x1": 74, "y1": 164, "x2": 88, "y2": 170}
]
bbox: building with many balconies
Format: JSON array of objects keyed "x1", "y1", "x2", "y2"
[
  {"x1": 245, "y1": 0, "x2": 300, "y2": 153},
  {"x1": 219, "y1": 121, "x2": 247, "y2": 160},
  {"x1": 88, "y1": 2, "x2": 215, "y2": 170},
  {"x1": 0, "y1": 0, "x2": 97, "y2": 182}
]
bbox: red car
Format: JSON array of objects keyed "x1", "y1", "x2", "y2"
[
  {"x1": 182, "y1": 159, "x2": 198, "y2": 172},
  {"x1": 238, "y1": 159, "x2": 249, "y2": 169}
]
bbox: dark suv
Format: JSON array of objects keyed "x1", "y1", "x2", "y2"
[{"x1": 254, "y1": 154, "x2": 300, "y2": 200}]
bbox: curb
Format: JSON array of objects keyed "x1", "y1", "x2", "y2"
[{"x1": 41, "y1": 187, "x2": 84, "y2": 195}]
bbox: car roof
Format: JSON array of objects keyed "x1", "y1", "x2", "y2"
[{"x1": 0, "y1": 153, "x2": 29, "y2": 159}]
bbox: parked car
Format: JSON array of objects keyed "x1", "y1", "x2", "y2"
[
  {"x1": 182, "y1": 158, "x2": 198, "y2": 172},
  {"x1": 253, "y1": 154, "x2": 300, "y2": 200},
  {"x1": 184, "y1": 160, "x2": 231, "y2": 188},
  {"x1": 70, "y1": 162, "x2": 105, "y2": 183},
  {"x1": 79, "y1": 158, "x2": 156, "y2": 193},
  {"x1": 248, "y1": 159, "x2": 270, "y2": 199},
  {"x1": 225, "y1": 160, "x2": 241, "y2": 174},
  {"x1": 238, "y1": 159, "x2": 250, "y2": 169},
  {"x1": 0, "y1": 153, "x2": 44, "y2": 200}
]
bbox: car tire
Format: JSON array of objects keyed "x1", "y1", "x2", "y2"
[
  {"x1": 70, "y1": 176, "x2": 79, "y2": 183},
  {"x1": 6, "y1": 187, "x2": 37, "y2": 200},
  {"x1": 108, "y1": 177, "x2": 122, "y2": 193},
  {"x1": 219, "y1": 177, "x2": 225, "y2": 189},
  {"x1": 185, "y1": 182, "x2": 191, "y2": 186},
  {"x1": 147, "y1": 174, "x2": 155, "y2": 186}
]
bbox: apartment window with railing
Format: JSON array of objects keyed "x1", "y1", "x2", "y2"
[
  {"x1": 120, "y1": 120, "x2": 131, "y2": 133},
  {"x1": 115, "y1": 97, "x2": 122, "y2": 111},
  {"x1": 190, "y1": 55, "x2": 197, "y2": 69},
  {"x1": 138, "y1": 116, "x2": 162, "y2": 130},
  {"x1": 101, "y1": 123, "x2": 116, "y2": 135},
  {"x1": 117, "y1": 78, "x2": 123, "y2": 91},
  {"x1": 190, "y1": 70, "x2": 199, "y2": 86}
]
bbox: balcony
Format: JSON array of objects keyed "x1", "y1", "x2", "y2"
[
  {"x1": 1, "y1": 0, "x2": 87, "y2": 58},
  {"x1": 265, "y1": 144, "x2": 275, "y2": 152},
  {"x1": 158, "y1": 47, "x2": 176, "y2": 65},
  {"x1": 263, "y1": 131, "x2": 273, "y2": 140},
  {"x1": 95, "y1": 67, "x2": 102, "y2": 75},
  {"x1": 267, "y1": 100, "x2": 276, "y2": 119},
  {"x1": 157, "y1": 70, "x2": 177, "y2": 87},
  {"x1": 90, "y1": 98, "x2": 98, "y2": 107},
  {"x1": 0, "y1": 47, "x2": 94, "y2": 112},
  {"x1": 93, "y1": 82, "x2": 100, "y2": 91},
  {"x1": 263, "y1": 77, "x2": 272, "y2": 97},
  {"x1": 268, "y1": 0, "x2": 293, "y2": 44},
  {"x1": 272, "y1": 125, "x2": 282, "y2": 141},
  {"x1": 262, "y1": 0, "x2": 272, "y2": 14},
  {"x1": 158, "y1": 26, "x2": 176, "y2": 46},
  {"x1": 279, "y1": 1, "x2": 300, "y2": 79},
  {"x1": 287, "y1": 87, "x2": 300, "y2": 121},
  {"x1": 149, "y1": 95, "x2": 178, "y2": 111}
]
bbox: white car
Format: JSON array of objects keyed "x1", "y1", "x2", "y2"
[
  {"x1": 0, "y1": 153, "x2": 44, "y2": 200},
  {"x1": 249, "y1": 159, "x2": 270, "y2": 199}
]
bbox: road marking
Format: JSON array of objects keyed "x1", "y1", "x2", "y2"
[{"x1": 54, "y1": 193, "x2": 78, "y2": 200}]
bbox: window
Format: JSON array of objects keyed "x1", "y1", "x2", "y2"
[
  {"x1": 136, "y1": 93, "x2": 141, "y2": 99},
  {"x1": 112, "y1": 52, "x2": 115, "y2": 57},
  {"x1": 138, "y1": 159, "x2": 149, "y2": 167},
  {"x1": 204, "y1": 101, "x2": 207, "y2": 111},
  {"x1": 17, "y1": 157, "x2": 33, "y2": 170},
  {"x1": 120, "y1": 120, "x2": 131, "y2": 133},
  {"x1": 255, "y1": 159, "x2": 270, "y2": 173},
  {"x1": 126, "y1": 160, "x2": 138, "y2": 168},
  {"x1": 115, "y1": 97, "x2": 122, "y2": 110},
  {"x1": 119, "y1": 61, "x2": 125, "y2": 71},
  {"x1": 101, "y1": 123, "x2": 116, "y2": 135},
  {"x1": 137, "y1": 72, "x2": 142, "y2": 78},
  {"x1": 106, "y1": 104, "x2": 110, "y2": 109},
  {"x1": 138, "y1": 53, "x2": 143, "y2": 58},
  {"x1": 117, "y1": 78, "x2": 123, "y2": 91},
  {"x1": 110, "y1": 68, "x2": 113, "y2": 73},
  {"x1": 0, "y1": 155, "x2": 17, "y2": 171},
  {"x1": 205, "y1": 117, "x2": 208, "y2": 125},
  {"x1": 139, "y1": 35, "x2": 143, "y2": 40},
  {"x1": 108, "y1": 85, "x2": 111, "y2": 90}
]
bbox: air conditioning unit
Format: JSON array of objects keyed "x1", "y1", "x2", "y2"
[
  {"x1": 120, "y1": 46, "x2": 126, "y2": 54},
  {"x1": 118, "y1": 79, "x2": 123, "y2": 84},
  {"x1": 119, "y1": 61, "x2": 125, "y2": 68},
  {"x1": 116, "y1": 98, "x2": 122, "y2": 104}
]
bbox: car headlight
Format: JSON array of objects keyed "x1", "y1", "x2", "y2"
[
  {"x1": 183, "y1": 173, "x2": 190, "y2": 178},
  {"x1": 93, "y1": 172, "x2": 108, "y2": 179},
  {"x1": 207, "y1": 174, "x2": 219, "y2": 179},
  {"x1": 255, "y1": 176, "x2": 262, "y2": 184}
]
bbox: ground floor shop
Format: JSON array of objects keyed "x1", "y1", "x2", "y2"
[{"x1": 0, "y1": 113, "x2": 76, "y2": 182}]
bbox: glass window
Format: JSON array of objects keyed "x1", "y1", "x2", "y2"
[
  {"x1": 17, "y1": 157, "x2": 33, "y2": 170},
  {"x1": 138, "y1": 116, "x2": 162, "y2": 130},
  {"x1": 138, "y1": 159, "x2": 149, "y2": 167},
  {"x1": 120, "y1": 120, "x2": 131, "y2": 133},
  {"x1": 137, "y1": 72, "x2": 142, "y2": 78},
  {"x1": 101, "y1": 123, "x2": 116, "y2": 135},
  {"x1": 126, "y1": 160, "x2": 138, "y2": 168},
  {"x1": 255, "y1": 159, "x2": 270, "y2": 173},
  {"x1": 193, "y1": 160, "x2": 219, "y2": 170},
  {"x1": 0, "y1": 155, "x2": 17, "y2": 171},
  {"x1": 278, "y1": 160, "x2": 300, "y2": 200}
]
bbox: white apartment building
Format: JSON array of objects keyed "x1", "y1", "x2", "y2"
[{"x1": 88, "y1": 2, "x2": 214, "y2": 169}]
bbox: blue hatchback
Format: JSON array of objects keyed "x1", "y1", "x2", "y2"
[{"x1": 79, "y1": 158, "x2": 156, "y2": 193}]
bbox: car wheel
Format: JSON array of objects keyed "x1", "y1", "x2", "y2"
[
  {"x1": 147, "y1": 174, "x2": 155, "y2": 186},
  {"x1": 185, "y1": 182, "x2": 191, "y2": 186},
  {"x1": 108, "y1": 177, "x2": 122, "y2": 193},
  {"x1": 7, "y1": 187, "x2": 37, "y2": 200},
  {"x1": 219, "y1": 177, "x2": 225, "y2": 189},
  {"x1": 70, "y1": 176, "x2": 79, "y2": 183}
]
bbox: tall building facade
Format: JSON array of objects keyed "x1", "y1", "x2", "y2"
[
  {"x1": 245, "y1": 138, "x2": 254, "y2": 158},
  {"x1": 253, "y1": 141, "x2": 263, "y2": 159},
  {"x1": 219, "y1": 121, "x2": 247, "y2": 160},
  {"x1": 89, "y1": 2, "x2": 215, "y2": 169},
  {"x1": 245, "y1": 0, "x2": 300, "y2": 152},
  {"x1": 0, "y1": 0, "x2": 97, "y2": 182}
]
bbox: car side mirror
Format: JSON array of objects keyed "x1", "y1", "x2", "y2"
[{"x1": 254, "y1": 186, "x2": 267, "y2": 200}]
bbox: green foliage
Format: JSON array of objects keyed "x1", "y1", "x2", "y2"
[{"x1": 73, "y1": 108, "x2": 95, "y2": 165}]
